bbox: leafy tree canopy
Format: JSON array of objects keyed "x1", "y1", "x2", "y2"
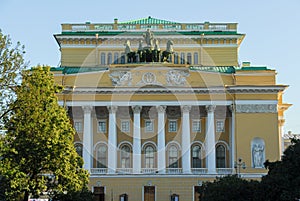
[{"x1": 0, "y1": 67, "x2": 89, "y2": 200}]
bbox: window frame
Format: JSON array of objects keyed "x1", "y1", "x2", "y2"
[
  {"x1": 144, "y1": 119, "x2": 154, "y2": 133},
  {"x1": 216, "y1": 144, "x2": 226, "y2": 168},
  {"x1": 144, "y1": 145, "x2": 156, "y2": 168},
  {"x1": 168, "y1": 119, "x2": 178, "y2": 132},
  {"x1": 121, "y1": 119, "x2": 130, "y2": 133},
  {"x1": 168, "y1": 144, "x2": 179, "y2": 168},
  {"x1": 73, "y1": 120, "x2": 83, "y2": 133},
  {"x1": 97, "y1": 120, "x2": 107, "y2": 133},
  {"x1": 216, "y1": 119, "x2": 225, "y2": 132},
  {"x1": 192, "y1": 119, "x2": 201, "y2": 132}
]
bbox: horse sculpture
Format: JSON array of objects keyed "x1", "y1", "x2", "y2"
[
  {"x1": 161, "y1": 40, "x2": 174, "y2": 62},
  {"x1": 124, "y1": 40, "x2": 136, "y2": 63}
]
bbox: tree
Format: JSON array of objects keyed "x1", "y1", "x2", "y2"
[
  {"x1": 198, "y1": 175, "x2": 261, "y2": 201},
  {"x1": 0, "y1": 67, "x2": 89, "y2": 200},
  {"x1": 0, "y1": 30, "x2": 27, "y2": 126},
  {"x1": 262, "y1": 138, "x2": 300, "y2": 201}
]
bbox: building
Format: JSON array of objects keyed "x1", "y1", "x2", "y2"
[
  {"x1": 51, "y1": 17, "x2": 291, "y2": 201},
  {"x1": 283, "y1": 131, "x2": 300, "y2": 150}
]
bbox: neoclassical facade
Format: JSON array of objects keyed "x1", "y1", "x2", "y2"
[{"x1": 52, "y1": 17, "x2": 290, "y2": 201}]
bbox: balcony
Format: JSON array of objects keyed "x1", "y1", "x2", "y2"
[
  {"x1": 116, "y1": 168, "x2": 133, "y2": 174},
  {"x1": 90, "y1": 168, "x2": 107, "y2": 175},
  {"x1": 166, "y1": 168, "x2": 183, "y2": 174},
  {"x1": 191, "y1": 168, "x2": 208, "y2": 174},
  {"x1": 216, "y1": 168, "x2": 234, "y2": 175},
  {"x1": 142, "y1": 168, "x2": 157, "y2": 174}
]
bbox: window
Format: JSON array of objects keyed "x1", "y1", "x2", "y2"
[
  {"x1": 168, "y1": 120, "x2": 177, "y2": 132},
  {"x1": 114, "y1": 52, "x2": 119, "y2": 64},
  {"x1": 216, "y1": 144, "x2": 226, "y2": 168},
  {"x1": 174, "y1": 53, "x2": 178, "y2": 64},
  {"x1": 74, "y1": 121, "x2": 82, "y2": 132},
  {"x1": 120, "y1": 144, "x2": 131, "y2": 168},
  {"x1": 145, "y1": 145, "x2": 155, "y2": 168},
  {"x1": 192, "y1": 120, "x2": 201, "y2": 132},
  {"x1": 180, "y1": 52, "x2": 185, "y2": 64},
  {"x1": 216, "y1": 120, "x2": 225, "y2": 132},
  {"x1": 107, "y1": 52, "x2": 112, "y2": 64},
  {"x1": 100, "y1": 53, "x2": 106, "y2": 65},
  {"x1": 187, "y1": 53, "x2": 192, "y2": 64},
  {"x1": 121, "y1": 120, "x2": 130, "y2": 132},
  {"x1": 98, "y1": 120, "x2": 106, "y2": 133},
  {"x1": 75, "y1": 143, "x2": 83, "y2": 157},
  {"x1": 194, "y1": 52, "x2": 198, "y2": 64},
  {"x1": 97, "y1": 144, "x2": 107, "y2": 168},
  {"x1": 121, "y1": 53, "x2": 125, "y2": 64},
  {"x1": 145, "y1": 120, "x2": 154, "y2": 132},
  {"x1": 168, "y1": 145, "x2": 179, "y2": 168},
  {"x1": 192, "y1": 145, "x2": 201, "y2": 168}
]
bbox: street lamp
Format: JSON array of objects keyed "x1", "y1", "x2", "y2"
[{"x1": 234, "y1": 158, "x2": 246, "y2": 178}]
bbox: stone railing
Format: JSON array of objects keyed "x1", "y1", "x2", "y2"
[{"x1": 90, "y1": 168, "x2": 107, "y2": 174}]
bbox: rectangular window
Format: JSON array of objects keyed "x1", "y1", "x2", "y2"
[
  {"x1": 168, "y1": 120, "x2": 177, "y2": 132},
  {"x1": 216, "y1": 120, "x2": 225, "y2": 132},
  {"x1": 98, "y1": 120, "x2": 106, "y2": 133},
  {"x1": 74, "y1": 121, "x2": 82, "y2": 132},
  {"x1": 121, "y1": 120, "x2": 130, "y2": 133},
  {"x1": 192, "y1": 120, "x2": 201, "y2": 132},
  {"x1": 145, "y1": 120, "x2": 154, "y2": 133}
]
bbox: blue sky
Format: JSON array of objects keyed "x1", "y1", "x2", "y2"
[{"x1": 1, "y1": 0, "x2": 299, "y2": 133}]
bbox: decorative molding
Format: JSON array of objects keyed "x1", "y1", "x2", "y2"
[
  {"x1": 235, "y1": 104, "x2": 277, "y2": 113},
  {"x1": 132, "y1": 105, "x2": 142, "y2": 113},
  {"x1": 166, "y1": 106, "x2": 181, "y2": 118},
  {"x1": 156, "y1": 105, "x2": 167, "y2": 113},
  {"x1": 109, "y1": 71, "x2": 132, "y2": 86},
  {"x1": 205, "y1": 105, "x2": 216, "y2": 113},
  {"x1": 82, "y1": 105, "x2": 93, "y2": 113},
  {"x1": 166, "y1": 70, "x2": 190, "y2": 86},
  {"x1": 181, "y1": 105, "x2": 192, "y2": 113},
  {"x1": 107, "y1": 106, "x2": 118, "y2": 113}
]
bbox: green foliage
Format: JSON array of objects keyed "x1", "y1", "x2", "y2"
[
  {"x1": 198, "y1": 175, "x2": 261, "y2": 201},
  {"x1": 262, "y1": 137, "x2": 300, "y2": 201},
  {"x1": 0, "y1": 67, "x2": 89, "y2": 200},
  {"x1": 0, "y1": 30, "x2": 27, "y2": 127},
  {"x1": 53, "y1": 187, "x2": 94, "y2": 201}
]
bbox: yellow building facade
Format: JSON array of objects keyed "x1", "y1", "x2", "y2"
[{"x1": 52, "y1": 17, "x2": 290, "y2": 201}]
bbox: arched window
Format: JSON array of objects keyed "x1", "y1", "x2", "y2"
[
  {"x1": 216, "y1": 144, "x2": 226, "y2": 168},
  {"x1": 187, "y1": 53, "x2": 192, "y2": 64},
  {"x1": 113, "y1": 52, "x2": 119, "y2": 64},
  {"x1": 74, "y1": 143, "x2": 83, "y2": 157},
  {"x1": 194, "y1": 52, "x2": 198, "y2": 65},
  {"x1": 174, "y1": 53, "x2": 179, "y2": 64},
  {"x1": 168, "y1": 145, "x2": 179, "y2": 168},
  {"x1": 180, "y1": 52, "x2": 185, "y2": 64},
  {"x1": 145, "y1": 145, "x2": 155, "y2": 168},
  {"x1": 191, "y1": 144, "x2": 201, "y2": 168},
  {"x1": 96, "y1": 144, "x2": 107, "y2": 168},
  {"x1": 107, "y1": 52, "x2": 112, "y2": 65},
  {"x1": 120, "y1": 144, "x2": 131, "y2": 168},
  {"x1": 100, "y1": 53, "x2": 106, "y2": 65}
]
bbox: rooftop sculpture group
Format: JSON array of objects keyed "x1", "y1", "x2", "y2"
[{"x1": 124, "y1": 29, "x2": 174, "y2": 63}]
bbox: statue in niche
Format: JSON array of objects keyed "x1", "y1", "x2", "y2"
[
  {"x1": 252, "y1": 144, "x2": 264, "y2": 168},
  {"x1": 124, "y1": 40, "x2": 136, "y2": 63},
  {"x1": 143, "y1": 28, "x2": 154, "y2": 48}
]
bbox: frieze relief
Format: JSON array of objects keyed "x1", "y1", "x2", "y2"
[
  {"x1": 109, "y1": 69, "x2": 190, "y2": 87},
  {"x1": 235, "y1": 104, "x2": 277, "y2": 113}
]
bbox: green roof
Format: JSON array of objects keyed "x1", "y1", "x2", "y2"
[
  {"x1": 50, "y1": 67, "x2": 108, "y2": 74},
  {"x1": 119, "y1": 16, "x2": 179, "y2": 25},
  {"x1": 189, "y1": 66, "x2": 236, "y2": 74},
  {"x1": 236, "y1": 66, "x2": 269, "y2": 71}
]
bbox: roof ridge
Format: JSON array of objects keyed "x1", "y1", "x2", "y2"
[{"x1": 119, "y1": 16, "x2": 179, "y2": 25}]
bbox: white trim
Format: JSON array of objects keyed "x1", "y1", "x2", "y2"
[
  {"x1": 191, "y1": 119, "x2": 202, "y2": 133},
  {"x1": 166, "y1": 141, "x2": 182, "y2": 150},
  {"x1": 235, "y1": 100, "x2": 277, "y2": 104},
  {"x1": 191, "y1": 141, "x2": 205, "y2": 152},
  {"x1": 144, "y1": 119, "x2": 155, "y2": 133},
  {"x1": 120, "y1": 119, "x2": 131, "y2": 133},
  {"x1": 118, "y1": 141, "x2": 133, "y2": 149},
  {"x1": 93, "y1": 141, "x2": 108, "y2": 151},
  {"x1": 73, "y1": 119, "x2": 83, "y2": 133},
  {"x1": 142, "y1": 141, "x2": 157, "y2": 151},
  {"x1": 215, "y1": 119, "x2": 225, "y2": 133}
]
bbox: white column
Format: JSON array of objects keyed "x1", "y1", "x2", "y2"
[
  {"x1": 132, "y1": 105, "x2": 142, "y2": 174},
  {"x1": 82, "y1": 106, "x2": 93, "y2": 172},
  {"x1": 279, "y1": 118, "x2": 285, "y2": 155},
  {"x1": 181, "y1": 105, "x2": 192, "y2": 174},
  {"x1": 157, "y1": 105, "x2": 166, "y2": 173},
  {"x1": 229, "y1": 104, "x2": 235, "y2": 169},
  {"x1": 107, "y1": 106, "x2": 118, "y2": 174},
  {"x1": 205, "y1": 105, "x2": 216, "y2": 174}
]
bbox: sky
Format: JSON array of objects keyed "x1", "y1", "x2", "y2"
[{"x1": 0, "y1": 0, "x2": 299, "y2": 133}]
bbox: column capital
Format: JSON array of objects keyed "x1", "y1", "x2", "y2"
[
  {"x1": 107, "y1": 105, "x2": 118, "y2": 113},
  {"x1": 205, "y1": 105, "x2": 216, "y2": 113},
  {"x1": 132, "y1": 105, "x2": 142, "y2": 113},
  {"x1": 229, "y1": 104, "x2": 235, "y2": 112},
  {"x1": 181, "y1": 105, "x2": 192, "y2": 113},
  {"x1": 156, "y1": 105, "x2": 166, "y2": 113},
  {"x1": 82, "y1": 105, "x2": 93, "y2": 114}
]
